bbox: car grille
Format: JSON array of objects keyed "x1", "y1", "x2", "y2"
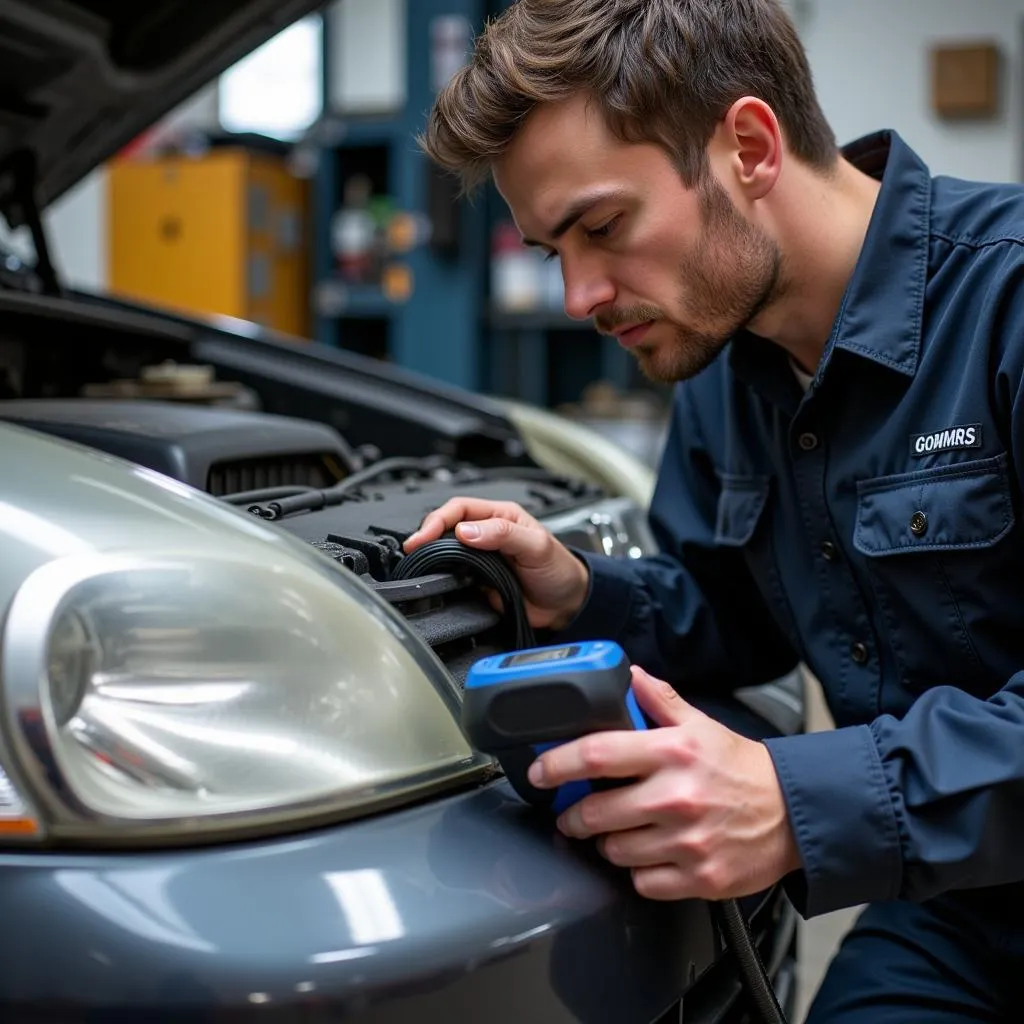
[{"x1": 371, "y1": 572, "x2": 505, "y2": 687}]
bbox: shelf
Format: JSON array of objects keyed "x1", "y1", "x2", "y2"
[{"x1": 315, "y1": 280, "x2": 397, "y2": 319}]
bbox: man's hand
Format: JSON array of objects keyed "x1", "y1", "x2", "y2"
[
  {"x1": 529, "y1": 666, "x2": 802, "y2": 901},
  {"x1": 404, "y1": 497, "x2": 590, "y2": 631}
]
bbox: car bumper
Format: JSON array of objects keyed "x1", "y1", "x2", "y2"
[{"x1": 0, "y1": 780, "x2": 736, "y2": 1023}]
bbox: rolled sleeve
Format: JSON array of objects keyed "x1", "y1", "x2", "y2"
[{"x1": 764, "y1": 725, "x2": 903, "y2": 918}]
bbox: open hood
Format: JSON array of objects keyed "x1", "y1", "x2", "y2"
[{"x1": 0, "y1": 0, "x2": 324, "y2": 231}]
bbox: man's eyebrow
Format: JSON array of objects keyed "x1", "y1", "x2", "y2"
[{"x1": 521, "y1": 189, "x2": 628, "y2": 247}]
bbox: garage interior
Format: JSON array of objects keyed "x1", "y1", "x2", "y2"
[
  {"x1": 4, "y1": 0, "x2": 1022, "y2": 1019},
  {"x1": 23, "y1": 0, "x2": 1022, "y2": 481}
]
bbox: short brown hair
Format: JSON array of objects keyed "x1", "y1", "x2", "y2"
[{"x1": 421, "y1": 0, "x2": 837, "y2": 192}]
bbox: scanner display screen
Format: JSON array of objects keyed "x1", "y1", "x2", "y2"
[{"x1": 502, "y1": 645, "x2": 579, "y2": 668}]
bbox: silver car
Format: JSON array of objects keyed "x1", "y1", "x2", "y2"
[{"x1": 0, "y1": 1, "x2": 803, "y2": 1019}]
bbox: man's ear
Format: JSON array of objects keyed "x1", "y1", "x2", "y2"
[{"x1": 710, "y1": 97, "x2": 783, "y2": 202}]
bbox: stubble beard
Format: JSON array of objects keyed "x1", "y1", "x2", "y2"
[{"x1": 632, "y1": 178, "x2": 787, "y2": 385}]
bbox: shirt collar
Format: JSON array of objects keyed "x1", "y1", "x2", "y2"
[{"x1": 730, "y1": 129, "x2": 932, "y2": 399}]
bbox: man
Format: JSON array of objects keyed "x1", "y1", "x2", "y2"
[{"x1": 405, "y1": 1, "x2": 1024, "y2": 1018}]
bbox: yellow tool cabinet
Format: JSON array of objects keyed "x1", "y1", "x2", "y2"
[{"x1": 108, "y1": 149, "x2": 310, "y2": 338}]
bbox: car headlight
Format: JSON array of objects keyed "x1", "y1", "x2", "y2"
[{"x1": 0, "y1": 549, "x2": 487, "y2": 845}]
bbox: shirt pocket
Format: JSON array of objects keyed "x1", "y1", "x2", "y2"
[
  {"x1": 714, "y1": 473, "x2": 802, "y2": 653},
  {"x1": 714, "y1": 473, "x2": 772, "y2": 547},
  {"x1": 853, "y1": 452, "x2": 1017, "y2": 693}
]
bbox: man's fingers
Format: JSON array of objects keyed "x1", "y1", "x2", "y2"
[
  {"x1": 597, "y1": 826, "x2": 673, "y2": 868},
  {"x1": 453, "y1": 516, "x2": 552, "y2": 564},
  {"x1": 528, "y1": 729, "x2": 665, "y2": 789},
  {"x1": 403, "y1": 498, "x2": 528, "y2": 552},
  {"x1": 630, "y1": 666, "x2": 693, "y2": 728},
  {"x1": 630, "y1": 865, "x2": 691, "y2": 902},
  {"x1": 558, "y1": 784, "x2": 655, "y2": 839}
]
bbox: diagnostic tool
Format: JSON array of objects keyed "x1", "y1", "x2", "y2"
[
  {"x1": 462, "y1": 640, "x2": 646, "y2": 814},
  {"x1": 462, "y1": 638, "x2": 789, "y2": 1024}
]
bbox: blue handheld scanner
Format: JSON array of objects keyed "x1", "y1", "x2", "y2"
[{"x1": 462, "y1": 640, "x2": 647, "y2": 815}]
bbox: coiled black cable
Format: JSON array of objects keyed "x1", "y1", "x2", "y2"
[
  {"x1": 715, "y1": 899, "x2": 788, "y2": 1023},
  {"x1": 393, "y1": 538, "x2": 786, "y2": 1023},
  {"x1": 391, "y1": 538, "x2": 536, "y2": 650}
]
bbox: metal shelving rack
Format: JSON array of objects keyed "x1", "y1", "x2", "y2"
[{"x1": 309, "y1": 0, "x2": 637, "y2": 407}]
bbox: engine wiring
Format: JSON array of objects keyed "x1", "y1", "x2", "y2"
[
  {"x1": 237, "y1": 452, "x2": 602, "y2": 524},
  {"x1": 220, "y1": 485, "x2": 318, "y2": 505}
]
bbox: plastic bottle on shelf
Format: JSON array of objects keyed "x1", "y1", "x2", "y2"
[{"x1": 331, "y1": 174, "x2": 376, "y2": 285}]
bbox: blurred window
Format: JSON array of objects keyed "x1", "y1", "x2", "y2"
[{"x1": 219, "y1": 15, "x2": 323, "y2": 140}]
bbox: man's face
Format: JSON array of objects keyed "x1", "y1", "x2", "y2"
[{"x1": 493, "y1": 94, "x2": 785, "y2": 383}]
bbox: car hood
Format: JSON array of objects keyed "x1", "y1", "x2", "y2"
[{"x1": 0, "y1": 0, "x2": 323, "y2": 229}]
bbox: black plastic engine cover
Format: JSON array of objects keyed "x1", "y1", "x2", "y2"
[{"x1": 0, "y1": 398, "x2": 358, "y2": 494}]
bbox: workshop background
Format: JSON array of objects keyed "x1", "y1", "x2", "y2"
[{"x1": 19, "y1": 0, "x2": 1024, "y2": 1016}]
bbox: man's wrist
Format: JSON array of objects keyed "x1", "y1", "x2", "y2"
[{"x1": 549, "y1": 554, "x2": 591, "y2": 631}]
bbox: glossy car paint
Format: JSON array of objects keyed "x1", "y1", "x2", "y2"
[{"x1": 0, "y1": 780, "x2": 716, "y2": 1022}]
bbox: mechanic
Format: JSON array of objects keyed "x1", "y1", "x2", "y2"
[{"x1": 404, "y1": 0, "x2": 1024, "y2": 1019}]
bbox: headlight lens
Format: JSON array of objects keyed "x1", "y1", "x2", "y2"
[{"x1": 0, "y1": 550, "x2": 485, "y2": 844}]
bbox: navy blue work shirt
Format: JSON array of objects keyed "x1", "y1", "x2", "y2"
[{"x1": 555, "y1": 130, "x2": 1024, "y2": 919}]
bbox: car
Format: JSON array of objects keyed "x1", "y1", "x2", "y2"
[{"x1": 0, "y1": 1, "x2": 804, "y2": 1021}]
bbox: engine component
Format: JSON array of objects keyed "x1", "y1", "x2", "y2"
[
  {"x1": 0, "y1": 399, "x2": 360, "y2": 494},
  {"x1": 0, "y1": 396, "x2": 658, "y2": 696}
]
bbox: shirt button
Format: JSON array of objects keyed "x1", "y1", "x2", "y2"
[
  {"x1": 798, "y1": 432, "x2": 819, "y2": 452},
  {"x1": 821, "y1": 540, "x2": 838, "y2": 562},
  {"x1": 851, "y1": 641, "x2": 869, "y2": 665},
  {"x1": 910, "y1": 511, "x2": 928, "y2": 537}
]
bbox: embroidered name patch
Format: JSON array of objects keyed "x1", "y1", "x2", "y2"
[{"x1": 910, "y1": 424, "x2": 982, "y2": 457}]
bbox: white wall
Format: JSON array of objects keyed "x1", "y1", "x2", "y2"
[
  {"x1": 796, "y1": 0, "x2": 1024, "y2": 183},
  {"x1": 329, "y1": 0, "x2": 406, "y2": 113},
  {"x1": 45, "y1": 171, "x2": 108, "y2": 291}
]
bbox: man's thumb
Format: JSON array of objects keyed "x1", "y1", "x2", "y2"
[{"x1": 630, "y1": 665, "x2": 690, "y2": 727}]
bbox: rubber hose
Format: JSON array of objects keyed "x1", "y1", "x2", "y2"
[
  {"x1": 715, "y1": 897, "x2": 788, "y2": 1024},
  {"x1": 251, "y1": 456, "x2": 459, "y2": 521}
]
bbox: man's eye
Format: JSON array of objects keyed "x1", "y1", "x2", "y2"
[{"x1": 585, "y1": 215, "x2": 621, "y2": 241}]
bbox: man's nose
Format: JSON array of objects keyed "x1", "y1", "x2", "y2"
[{"x1": 561, "y1": 260, "x2": 615, "y2": 321}]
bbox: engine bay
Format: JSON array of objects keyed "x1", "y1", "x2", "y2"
[
  {"x1": 0, "y1": 308, "x2": 657, "y2": 685},
  {"x1": 0, "y1": 390, "x2": 652, "y2": 683}
]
